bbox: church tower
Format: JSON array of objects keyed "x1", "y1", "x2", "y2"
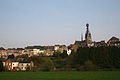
[{"x1": 85, "y1": 23, "x2": 92, "y2": 46}]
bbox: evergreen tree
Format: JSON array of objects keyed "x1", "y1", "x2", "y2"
[{"x1": 0, "y1": 59, "x2": 3, "y2": 71}]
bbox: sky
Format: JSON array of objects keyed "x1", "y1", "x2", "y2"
[{"x1": 0, "y1": 0, "x2": 120, "y2": 48}]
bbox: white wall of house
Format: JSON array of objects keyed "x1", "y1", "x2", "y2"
[
  {"x1": 67, "y1": 49, "x2": 72, "y2": 55},
  {"x1": 39, "y1": 50, "x2": 44, "y2": 53},
  {"x1": 54, "y1": 46, "x2": 59, "y2": 51},
  {"x1": 12, "y1": 62, "x2": 19, "y2": 69},
  {"x1": 33, "y1": 49, "x2": 40, "y2": 55},
  {"x1": 19, "y1": 63, "x2": 31, "y2": 71}
]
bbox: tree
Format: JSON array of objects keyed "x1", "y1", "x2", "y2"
[
  {"x1": 42, "y1": 57, "x2": 54, "y2": 71},
  {"x1": 84, "y1": 60, "x2": 96, "y2": 71},
  {"x1": 0, "y1": 59, "x2": 3, "y2": 71},
  {"x1": 59, "y1": 50, "x2": 68, "y2": 59},
  {"x1": 8, "y1": 54, "x2": 15, "y2": 59},
  {"x1": 29, "y1": 56, "x2": 54, "y2": 71},
  {"x1": 72, "y1": 46, "x2": 120, "y2": 70}
]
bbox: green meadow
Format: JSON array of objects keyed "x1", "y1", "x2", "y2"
[{"x1": 0, "y1": 71, "x2": 120, "y2": 80}]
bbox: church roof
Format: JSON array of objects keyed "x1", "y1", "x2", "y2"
[{"x1": 74, "y1": 41, "x2": 85, "y2": 44}]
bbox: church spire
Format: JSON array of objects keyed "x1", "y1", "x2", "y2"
[
  {"x1": 86, "y1": 23, "x2": 89, "y2": 29},
  {"x1": 86, "y1": 23, "x2": 89, "y2": 33},
  {"x1": 85, "y1": 23, "x2": 92, "y2": 46}
]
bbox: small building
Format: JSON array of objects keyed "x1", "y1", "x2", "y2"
[
  {"x1": 94, "y1": 40, "x2": 107, "y2": 47},
  {"x1": 54, "y1": 45, "x2": 68, "y2": 53},
  {"x1": 67, "y1": 49, "x2": 72, "y2": 55},
  {"x1": 107, "y1": 36, "x2": 120, "y2": 46},
  {"x1": 18, "y1": 61, "x2": 34, "y2": 71},
  {"x1": 69, "y1": 44, "x2": 80, "y2": 52},
  {"x1": 12, "y1": 62, "x2": 19, "y2": 71},
  {"x1": 0, "y1": 49, "x2": 24, "y2": 59},
  {"x1": 3, "y1": 59, "x2": 12, "y2": 70}
]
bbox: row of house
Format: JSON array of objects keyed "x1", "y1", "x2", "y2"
[
  {"x1": 0, "y1": 45, "x2": 70, "y2": 59},
  {"x1": 0, "y1": 36, "x2": 120, "y2": 59},
  {"x1": 2, "y1": 59, "x2": 33, "y2": 71},
  {"x1": 0, "y1": 49, "x2": 24, "y2": 59}
]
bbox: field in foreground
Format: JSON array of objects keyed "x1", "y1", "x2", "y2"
[{"x1": 0, "y1": 71, "x2": 120, "y2": 80}]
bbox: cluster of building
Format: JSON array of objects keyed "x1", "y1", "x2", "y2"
[
  {"x1": 0, "y1": 24, "x2": 120, "y2": 58},
  {"x1": 70, "y1": 24, "x2": 120, "y2": 51},
  {"x1": 2, "y1": 59, "x2": 34, "y2": 71},
  {"x1": 0, "y1": 45, "x2": 69, "y2": 59},
  {"x1": 0, "y1": 23, "x2": 120, "y2": 71},
  {"x1": 0, "y1": 45, "x2": 69, "y2": 71}
]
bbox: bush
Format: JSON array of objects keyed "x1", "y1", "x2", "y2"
[{"x1": 84, "y1": 60, "x2": 97, "y2": 71}]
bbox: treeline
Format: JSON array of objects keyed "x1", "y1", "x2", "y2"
[
  {"x1": 70, "y1": 46, "x2": 120, "y2": 71},
  {"x1": 32, "y1": 46, "x2": 120, "y2": 71}
]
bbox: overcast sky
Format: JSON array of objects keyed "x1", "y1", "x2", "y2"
[{"x1": 0, "y1": 0, "x2": 120, "y2": 48}]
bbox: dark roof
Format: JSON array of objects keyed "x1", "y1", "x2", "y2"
[
  {"x1": 16, "y1": 48, "x2": 24, "y2": 50},
  {"x1": 7, "y1": 48, "x2": 16, "y2": 50},
  {"x1": 0, "y1": 47, "x2": 5, "y2": 50},
  {"x1": 25, "y1": 46, "x2": 45, "y2": 50},
  {"x1": 2, "y1": 59, "x2": 32, "y2": 63},
  {"x1": 2, "y1": 59, "x2": 7, "y2": 62},
  {"x1": 114, "y1": 41, "x2": 120, "y2": 44},
  {"x1": 74, "y1": 41, "x2": 85, "y2": 44},
  {"x1": 109, "y1": 37, "x2": 119, "y2": 40},
  {"x1": 2, "y1": 59, "x2": 17, "y2": 62},
  {"x1": 19, "y1": 61, "x2": 31, "y2": 63}
]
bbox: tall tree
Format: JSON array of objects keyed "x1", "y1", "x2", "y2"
[{"x1": 0, "y1": 59, "x2": 3, "y2": 71}]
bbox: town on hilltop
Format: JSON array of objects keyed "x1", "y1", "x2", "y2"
[{"x1": 0, "y1": 24, "x2": 120, "y2": 71}]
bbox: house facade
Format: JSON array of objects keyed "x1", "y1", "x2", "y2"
[
  {"x1": 18, "y1": 61, "x2": 34, "y2": 71},
  {"x1": 2, "y1": 59, "x2": 34, "y2": 71},
  {"x1": 107, "y1": 36, "x2": 120, "y2": 46},
  {"x1": 3, "y1": 59, "x2": 12, "y2": 70}
]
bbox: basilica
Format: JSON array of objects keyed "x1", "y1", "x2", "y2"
[
  {"x1": 74, "y1": 23, "x2": 94, "y2": 47},
  {"x1": 70, "y1": 23, "x2": 120, "y2": 51}
]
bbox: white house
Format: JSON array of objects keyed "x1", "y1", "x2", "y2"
[
  {"x1": 67, "y1": 49, "x2": 72, "y2": 55},
  {"x1": 3, "y1": 59, "x2": 34, "y2": 71},
  {"x1": 12, "y1": 62, "x2": 19, "y2": 70},
  {"x1": 18, "y1": 61, "x2": 34, "y2": 71}
]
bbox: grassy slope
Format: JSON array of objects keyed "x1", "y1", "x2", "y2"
[{"x1": 0, "y1": 71, "x2": 120, "y2": 80}]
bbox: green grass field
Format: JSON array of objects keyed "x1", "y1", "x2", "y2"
[{"x1": 0, "y1": 71, "x2": 120, "y2": 80}]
